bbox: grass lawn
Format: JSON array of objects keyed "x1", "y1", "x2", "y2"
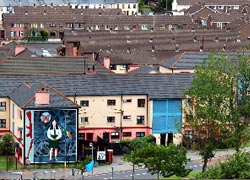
[
  {"x1": 0, "y1": 155, "x2": 79, "y2": 170},
  {"x1": 0, "y1": 156, "x2": 15, "y2": 170}
]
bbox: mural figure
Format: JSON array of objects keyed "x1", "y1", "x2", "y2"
[{"x1": 47, "y1": 119, "x2": 62, "y2": 161}]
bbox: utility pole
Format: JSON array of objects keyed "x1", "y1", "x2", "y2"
[
  {"x1": 120, "y1": 93, "x2": 123, "y2": 141},
  {"x1": 166, "y1": 0, "x2": 168, "y2": 12}
]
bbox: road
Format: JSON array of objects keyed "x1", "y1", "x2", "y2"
[{"x1": 83, "y1": 161, "x2": 204, "y2": 179}]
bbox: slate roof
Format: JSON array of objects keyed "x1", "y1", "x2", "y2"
[
  {"x1": 1, "y1": 0, "x2": 137, "y2": 6},
  {"x1": 9, "y1": 81, "x2": 79, "y2": 109},
  {"x1": 0, "y1": 57, "x2": 112, "y2": 75},
  {"x1": 0, "y1": 74, "x2": 194, "y2": 99},
  {"x1": 64, "y1": 28, "x2": 242, "y2": 51},
  {"x1": 177, "y1": 0, "x2": 250, "y2": 6},
  {"x1": 98, "y1": 49, "x2": 180, "y2": 65},
  {"x1": 161, "y1": 51, "x2": 250, "y2": 70},
  {"x1": 211, "y1": 13, "x2": 250, "y2": 22}
]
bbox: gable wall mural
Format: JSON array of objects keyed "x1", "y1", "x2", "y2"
[{"x1": 25, "y1": 109, "x2": 77, "y2": 164}]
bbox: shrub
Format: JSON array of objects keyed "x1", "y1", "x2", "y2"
[{"x1": 197, "y1": 151, "x2": 250, "y2": 179}]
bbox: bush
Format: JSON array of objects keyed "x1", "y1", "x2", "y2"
[
  {"x1": 197, "y1": 151, "x2": 250, "y2": 179},
  {"x1": 76, "y1": 155, "x2": 92, "y2": 171}
]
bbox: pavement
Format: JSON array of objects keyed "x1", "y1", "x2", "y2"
[{"x1": 1, "y1": 147, "x2": 250, "y2": 179}]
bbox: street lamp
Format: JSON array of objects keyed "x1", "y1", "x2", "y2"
[
  {"x1": 64, "y1": 115, "x2": 69, "y2": 171},
  {"x1": 89, "y1": 142, "x2": 94, "y2": 175}
]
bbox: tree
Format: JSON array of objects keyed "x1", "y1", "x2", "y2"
[
  {"x1": 225, "y1": 53, "x2": 250, "y2": 152},
  {"x1": 153, "y1": 0, "x2": 173, "y2": 12},
  {"x1": 197, "y1": 151, "x2": 250, "y2": 179},
  {"x1": 184, "y1": 52, "x2": 235, "y2": 172},
  {"x1": 142, "y1": 143, "x2": 191, "y2": 179},
  {"x1": 184, "y1": 52, "x2": 250, "y2": 172},
  {"x1": 0, "y1": 134, "x2": 14, "y2": 171},
  {"x1": 122, "y1": 135, "x2": 156, "y2": 179},
  {"x1": 123, "y1": 137, "x2": 191, "y2": 179}
]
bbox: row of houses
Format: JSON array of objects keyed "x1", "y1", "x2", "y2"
[
  {"x1": 0, "y1": 50, "x2": 246, "y2": 164},
  {"x1": 0, "y1": 0, "x2": 249, "y2": 166},
  {"x1": 1, "y1": 3, "x2": 250, "y2": 41}
]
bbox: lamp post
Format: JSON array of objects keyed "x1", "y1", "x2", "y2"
[
  {"x1": 64, "y1": 115, "x2": 69, "y2": 171},
  {"x1": 89, "y1": 142, "x2": 94, "y2": 175},
  {"x1": 111, "y1": 163, "x2": 114, "y2": 179}
]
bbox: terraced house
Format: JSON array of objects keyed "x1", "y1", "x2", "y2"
[{"x1": 0, "y1": 70, "x2": 194, "y2": 164}]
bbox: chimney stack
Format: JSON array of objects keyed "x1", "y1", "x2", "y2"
[{"x1": 35, "y1": 88, "x2": 50, "y2": 105}]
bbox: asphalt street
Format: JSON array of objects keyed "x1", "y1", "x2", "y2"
[{"x1": 1, "y1": 147, "x2": 250, "y2": 179}]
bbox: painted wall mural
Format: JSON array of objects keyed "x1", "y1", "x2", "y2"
[{"x1": 25, "y1": 109, "x2": 77, "y2": 163}]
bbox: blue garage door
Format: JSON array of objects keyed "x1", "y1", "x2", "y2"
[{"x1": 152, "y1": 99, "x2": 182, "y2": 134}]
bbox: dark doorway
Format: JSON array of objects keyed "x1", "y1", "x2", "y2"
[
  {"x1": 103, "y1": 132, "x2": 109, "y2": 143},
  {"x1": 167, "y1": 133, "x2": 173, "y2": 145},
  {"x1": 160, "y1": 133, "x2": 166, "y2": 146}
]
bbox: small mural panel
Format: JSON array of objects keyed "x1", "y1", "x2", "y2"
[{"x1": 25, "y1": 109, "x2": 77, "y2": 163}]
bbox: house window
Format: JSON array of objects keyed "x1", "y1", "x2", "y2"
[
  {"x1": 137, "y1": 99, "x2": 145, "y2": 107},
  {"x1": 40, "y1": 23, "x2": 44, "y2": 29},
  {"x1": 95, "y1": 25, "x2": 100, "y2": 30},
  {"x1": 136, "y1": 116, "x2": 145, "y2": 124},
  {"x1": 0, "y1": 119, "x2": 6, "y2": 128},
  {"x1": 105, "y1": 25, "x2": 110, "y2": 30},
  {"x1": 31, "y1": 24, "x2": 37, "y2": 28},
  {"x1": 107, "y1": 99, "x2": 116, "y2": 106},
  {"x1": 123, "y1": 115, "x2": 131, "y2": 120},
  {"x1": 86, "y1": 133, "x2": 93, "y2": 141},
  {"x1": 216, "y1": 23, "x2": 221, "y2": 28},
  {"x1": 123, "y1": 99, "x2": 132, "y2": 103},
  {"x1": 107, "y1": 116, "x2": 115, "y2": 123},
  {"x1": 122, "y1": 4, "x2": 125, "y2": 9},
  {"x1": 80, "y1": 100, "x2": 89, "y2": 107},
  {"x1": 0, "y1": 102, "x2": 6, "y2": 111},
  {"x1": 110, "y1": 64, "x2": 117, "y2": 70},
  {"x1": 128, "y1": 4, "x2": 130, "y2": 9},
  {"x1": 49, "y1": 23, "x2": 56, "y2": 27},
  {"x1": 141, "y1": 24, "x2": 148, "y2": 30},
  {"x1": 12, "y1": 104, "x2": 15, "y2": 119},
  {"x1": 133, "y1": 4, "x2": 136, "y2": 9},
  {"x1": 79, "y1": 133, "x2": 85, "y2": 140},
  {"x1": 120, "y1": 65, "x2": 127, "y2": 70},
  {"x1": 19, "y1": 31, "x2": 24, "y2": 37},
  {"x1": 11, "y1": 31, "x2": 16, "y2": 37},
  {"x1": 67, "y1": 23, "x2": 74, "y2": 28},
  {"x1": 123, "y1": 25, "x2": 130, "y2": 30},
  {"x1": 111, "y1": 132, "x2": 119, "y2": 139},
  {"x1": 18, "y1": 127, "x2": 23, "y2": 139},
  {"x1": 114, "y1": 25, "x2": 119, "y2": 30},
  {"x1": 123, "y1": 132, "x2": 132, "y2": 137},
  {"x1": 12, "y1": 122, "x2": 15, "y2": 134},
  {"x1": 87, "y1": 26, "x2": 93, "y2": 31},
  {"x1": 11, "y1": 23, "x2": 16, "y2": 27},
  {"x1": 234, "y1": 5, "x2": 239, "y2": 10},
  {"x1": 136, "y1": 132, "x2": 145, "y2": 138},
  {"x1": 17, "y1": 109, "x2": 22, "y2": 120},
  {"x1": 81, "y1": 117, "x2": 89, "y2": 123}
]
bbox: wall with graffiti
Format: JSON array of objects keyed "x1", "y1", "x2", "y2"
[{"x1": 25, "y1": 109, "x2": 77, "y2": 163}]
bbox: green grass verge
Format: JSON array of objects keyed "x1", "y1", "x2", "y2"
[{"x1": 0, "y1": 156, "x2": 79, "y2": 170}]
